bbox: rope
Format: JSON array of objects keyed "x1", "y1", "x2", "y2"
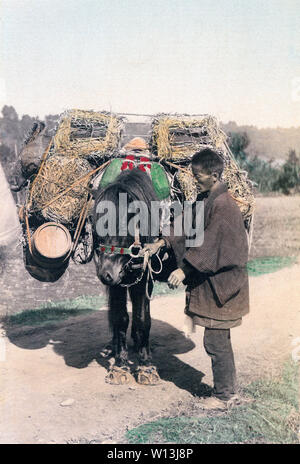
[
  {"x1": 70, "y1": 195, "x2": 92, "y2": 257},
  {"x1": 24, "y1": 210, "x2": 32, "y2": 255},
  {"x1": 164, "y1": 160, "x2": 192, "y2": 175},
  {"x1": 145, "y1": 250, "x2": 163, "y2": 301},
  {"x1": 115, "y1": 112, "x2": 214, "y2": 118},
  {"x1": 119, "y1": 247, "x2": 163, "y2": 299}
]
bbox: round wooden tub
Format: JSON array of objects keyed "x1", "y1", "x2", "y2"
[{"x1": 31, "y1": 222, "x2": 72, "y2": 269}]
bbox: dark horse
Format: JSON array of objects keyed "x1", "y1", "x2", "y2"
[{"x1": 93, "y1": 168, "x2": 177, "y2": 385}]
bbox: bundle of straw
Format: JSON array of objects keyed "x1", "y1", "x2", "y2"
[
  {"x1": 151, "y1": 114, "x2": 226, "y2": 160},
  {"x1": 151, "y1": 114, "x2": 255, "y2": 223},
  {"x1": 175, "y1": 149, "x2": 255, "y2": 221},
  {"x1": 30, "y1": 154, "x2": 91, "y2": 224},
  {"x1": 54, "y1": 109, "x2": 124, "y2": 160}
]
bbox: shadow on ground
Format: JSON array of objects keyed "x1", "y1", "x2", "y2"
[{"x1": 3, "y1": 310, "x2": 211, "y2": 397}]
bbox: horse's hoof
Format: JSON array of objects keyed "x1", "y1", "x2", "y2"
[
  {"x1": 136, "y1": 366, "x2": 161, "y2": 385},
  {"x1": 105, "y1": 366, "x2": 135, "y2": 385}
]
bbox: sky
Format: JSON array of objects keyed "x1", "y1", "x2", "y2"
[{"x1": 1, "y1": 0, "x2": 300, "y2": 128}]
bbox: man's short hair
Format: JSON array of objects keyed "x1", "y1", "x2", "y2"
[{"x1": 191, "y1": 148, "x2": 224, "y2": 178}]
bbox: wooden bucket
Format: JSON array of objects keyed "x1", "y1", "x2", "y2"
[
  {"x1": 31, "y1": 222, "x2": 72, "y2": 269},
  {"x1": 25, "y1": 246, "x2": 69, "y2": 283}
]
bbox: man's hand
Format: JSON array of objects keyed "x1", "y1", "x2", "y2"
[
  {"x1": 142, "y1": 239, "x2": 165, "y2": 256},
  {"x1": 168, "y1": 268, "x2": 186, "y2": 289}
]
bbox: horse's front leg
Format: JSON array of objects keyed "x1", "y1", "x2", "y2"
[
  {"x1": 129, "y1": 275, "x2": 160, "y2": 385},
  {"x1": 105, "y1": 285, "x2": 135, "y2": 385}
]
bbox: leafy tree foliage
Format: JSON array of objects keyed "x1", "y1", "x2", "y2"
[
  {"x1": 273, "y1": 150, "x2": 300, "y2": 194},
  {"x1": 228, "y1": 131, "x2": 249, "y2": 164},
  {"x1": 229, "y1": 133, "x2": 299, "y2": 194}
]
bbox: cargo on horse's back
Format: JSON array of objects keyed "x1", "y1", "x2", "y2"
[
  {"x1": 93, "y1": 159, "x2": 177, "y2": 385},
  {"x1": 10, "y1": 121, "x2": 52, "y2": 193}
]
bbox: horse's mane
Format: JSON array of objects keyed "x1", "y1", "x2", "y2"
[{"x1": 94, "y1": 168, "x2": 160, "y2": 246}]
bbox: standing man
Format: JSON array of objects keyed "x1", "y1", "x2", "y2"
[{"x1": 145, "y1": 148, "x2": 249, "y2": 410}]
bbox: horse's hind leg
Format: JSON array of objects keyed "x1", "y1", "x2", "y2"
[
  {"x1": 129, "y1": 278, "x2": 160, "y2": 385},
  {"x1": 105, "y1": 286, "x2": 135, "y2": 385}
]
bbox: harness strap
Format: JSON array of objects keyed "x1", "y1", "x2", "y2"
[{"x1": 98, "y1": 244, "x2": 132, "y2": 255}]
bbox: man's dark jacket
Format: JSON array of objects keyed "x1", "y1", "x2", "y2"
[{"x1": 164, "y1": 182, "x2": 249, "y2": 322}]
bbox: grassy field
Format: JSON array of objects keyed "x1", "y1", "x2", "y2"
[
  {"x1": 125, "y1": 360, "x2": 299, "y2": 444},
  {"x1": 2, "y1": 295, "x2": 106, "y2": 327},
  {"x1": 249, "y1": 195, "x2": 300, "y2": 259}
]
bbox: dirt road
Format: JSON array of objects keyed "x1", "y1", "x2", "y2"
[{"x1": 0, "y1": 262, "x2": 299, "y2": 444}]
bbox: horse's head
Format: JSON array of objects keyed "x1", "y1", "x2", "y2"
[
  {"x1": 94, "y1": 243, "x2": 132, "y2": 286},
  {"x1": 93, "y1": 168, "x2": 159, "y2": 287}
]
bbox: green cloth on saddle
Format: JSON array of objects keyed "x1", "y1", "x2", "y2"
[{"x1": 100, "y1": 158, "x2": 170, "y2": 200}]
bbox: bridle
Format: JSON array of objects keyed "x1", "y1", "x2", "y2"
[
  {"x1": 94, "y1": 228, "x2": 163, "y2": 298},
  {"x1": 95, "y1": 240, "x2": 147, "y2": 288},
  {"x1": 96, "y1": 242, "x2": 142, "y2": 259}
]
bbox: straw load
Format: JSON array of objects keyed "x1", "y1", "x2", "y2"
[
  {"x1": 29, "y1": 155, "x2": 91, "y2": 224},
  {"x1": 151, "y1": 114, "x2": 226, "y2": 160},
  {"x1": 18, "y1": 109, "x2": 124, "y2": 280},
  {"x1": 53, "y1": 109, "x2": 125, "y2": 161},
  {"x1": 25, "y1": 109, "x2": 124, "y2": 225},
  {"x1": 150, "y1": 114, "x2": 255, "y2": 229}
]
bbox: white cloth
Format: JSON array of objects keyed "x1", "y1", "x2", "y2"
[
  {"x1": 182, "y1": 314, "x2": 196, "y2": 338},
  {"x1": 0, "y1": 163, "x2": 21, "y2": 246}
]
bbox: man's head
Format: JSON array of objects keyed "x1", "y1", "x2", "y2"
[{"x1": 191, "y1": 148, "x2": 224, "y2": 193}]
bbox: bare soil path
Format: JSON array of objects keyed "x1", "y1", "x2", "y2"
[{"x1": 0, "y1": 262, "x2": 299, "y2": 444}]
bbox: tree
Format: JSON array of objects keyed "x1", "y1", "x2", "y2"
[
  {"x1": 242, "y1": 155, "x2": 280, "y2": 192},
  {"x1": 228, "y1": 131, "x2": 284, "y2": 193},
  {"x1": 1, "y1": 105, "x2": 18, "y2": 121},
  {"x1": 274, "y1": 149, "x2": 300, "y2": 194},
  {"x1": 228, "y1": 131, "x2": 250, "y2": 166}
]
